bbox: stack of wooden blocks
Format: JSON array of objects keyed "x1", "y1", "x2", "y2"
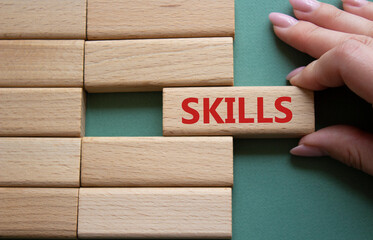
[{"x1": 0, "y1": 0, "x2": 315, "y2": 239}]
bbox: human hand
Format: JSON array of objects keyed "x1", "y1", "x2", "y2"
[{"x1": 269, "y1": 0, "x2": 373, "y2": 175}]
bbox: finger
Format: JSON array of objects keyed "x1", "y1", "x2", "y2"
[
  {"x1": 291, "y1": 125, "x2": 373, "y2": 176},
  {"x1": 269, "y1": 12, "x2": 373, "y2": 58},
  {"x1": 287, "y1": 39, "x2": 373, "y2": 103},
  {"x1": 343, "y1": 0, "x2": 373, "y2": 21},
  {"x1": 290, "y1": 0, "x2": 373, "y2": 37}
]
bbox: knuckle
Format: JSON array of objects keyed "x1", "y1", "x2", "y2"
[
  {"x1": 339, "y1": 126, "x2": 366, "y2": 171},
  {"x1": 334, "y1": 39, "x2": 364, "y2": 60},
  {"x1": 344, "y1": 147, "x2": 363, "y2": 170},
  {"x1": 367, "y1": 24, "x2": 373, "y2": 38},
  {"x1": 303, "y1": 24, "x2": 319, "y2": 40},
  {"x1": 287, "y1": 22, "x2": 318, "y2": 54},
  {"x1": 297, "y1": 24, "x2": 319, "y2": 53},
  {"x1": 330, "y1": 7, "x2": 344, "y2": 21},
  {"x1": 349, "y1": 35, "x2": 373, "y2": 47},
  {"x1": 316, "y1": 4, "x2": 343, "y2": 21}
]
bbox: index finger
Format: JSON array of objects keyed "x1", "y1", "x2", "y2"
[{"x1": 269, "y1": 12, "x2": 373, "y2": 58}]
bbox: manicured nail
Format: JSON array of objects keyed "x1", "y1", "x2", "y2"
[
  {"x1": 290, "y1": 144, "x2": 327, "y2": 157},
  {"x1": 269, "y1": 13, "x2": 298, "y2": 28},
  {"x1": 290, "y1": 0, "x2": 321, "y2": 12},
  {"x1": 286, "y1": 66, "x2": 305, "y2": 80},
  {"x1": 342, "y1": 0, "x2": 368, "y2": 7}
]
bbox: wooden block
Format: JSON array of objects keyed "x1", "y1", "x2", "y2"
[
  {"x1": 78, "y1": 188, "x2": 231, "y2": 239},
  {"x1": 0, "y1": 138, "x2": 81, "y2": 187},
  {"x1": 0, "y1": 88, "x2": 85, "y2": 137},
  {"x1": 163, "y1": 86, "x2": 315, "y2": 137},
  {"x1": 87, "y1": 0, "x2": 234, "y2": 40},
  {"x1": 0, "y1": 188, "x2": 79, "y2": 238},
  {"x1": 0, "y1": 0, "x2": 86, "y2": 39},
  {"x1": 84, "y1": 38, "x2": 233, "y2": 92},
  {"x1": 81, "y1": 137, "x2": 232, "y2": 187},
  {"x1": 0, "y1": 40, "x2": 84, "y2": 87}
]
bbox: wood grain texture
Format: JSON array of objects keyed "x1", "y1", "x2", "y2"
[
  {"x1": 0, "y1": 88, "x2": 85, "y2": 137},
  {"x1": 78, "y1": 188, "x2": 231, "y2": 239},
  {"x1": 0, "y1": 188, "x2": 79, "y2": 238},
  {"x1": 163, "y1": 86, "x2": 315, "y2": 137},
  {"x1": 84, "y1": 38, "x2": 233, "y2": 92},
  {"x1": 0, "y1": 138, "x2": 81, "y2": 187},
  {"x1": 87, "y1": 0, "x2": 234, "y2": 40},
  {"x1": 0, "y1": 0, "x2": 86, "y2": 39},
  {"x1": 81, "y1": 137, "x2": 233, "y2": 187},
  {"x1": 0, "y1": 40, "x2": 84, "y2": 87}
]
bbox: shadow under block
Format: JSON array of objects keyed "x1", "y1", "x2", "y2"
[
  {"x1": 0, "y1": 138, "x2": 81, "y2": 187},
  {"x1": 84, "y1": 38, "x2": 233, "y2": 92},
  {"x1": 0, "y1": 40, "x2": 84, "y2": 87},
  {"x1": 0, "y1": 88, "x2": 85, "y2": 137},
  {"x1": 78, "y1": 188, "x2": 232, "y2": 239},
  {"x1": 0, "y1": 188, "x2": 79, "y2": 238},
  {"x1": 87, "y1": 0, "x2": 234, "y2": 40},
  {"x1": 81, "y1": 137, "x2": 233, "y2": 187},
  {"x1": 0, "y1": 0, "x2": 86, "y2": 39},
  {"x1": 163, "y1": 86, "x2": 315, "y2": 137}
]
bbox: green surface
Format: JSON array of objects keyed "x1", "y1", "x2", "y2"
[{"x1": 86, "y1": 0, "x2": 373, "y2": 239}]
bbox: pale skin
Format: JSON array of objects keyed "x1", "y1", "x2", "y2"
[{"x1": 269, "y1": 0, "x2": 373, "y2": 175}]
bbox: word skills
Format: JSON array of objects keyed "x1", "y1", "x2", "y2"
[{"x1": 163, "y1": 86, "x2": 315, "y2": 138}]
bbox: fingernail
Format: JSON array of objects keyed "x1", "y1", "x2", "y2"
[
  {"x1": 269, "y1": 13, "x2": 298, "y2": 28},
  {"x1": 290, "y1": 0, "x2": 321, "y2": 12},
  {"x1": 290, "y1": 144, "x2": 328, "y2": 157},
  {"x1": 342, "y1": 0, "x2": 368, "y2": 7},
  {"x1": 286, "y1": 66, "x2": 305, "y2": 80}
]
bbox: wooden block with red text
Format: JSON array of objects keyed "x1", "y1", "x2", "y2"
[
  {"x1": 163, "y1": 86, "x2": 314, "y2": 138},
  {"x1": 78, "y1": 188, "x2": 231, "y2": 239}
]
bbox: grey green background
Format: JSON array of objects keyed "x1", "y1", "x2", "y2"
[{"x1": 85, "y1": 0, "x2": 373, "y2": 239}]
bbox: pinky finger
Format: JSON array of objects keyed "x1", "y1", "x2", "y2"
[{"x1": 343, "y1": 0, "x2": 373, "y2": 21}]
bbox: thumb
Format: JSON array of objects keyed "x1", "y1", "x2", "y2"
[{"x1": 291, "y1": 125, "x2": 373, "y2": 175}]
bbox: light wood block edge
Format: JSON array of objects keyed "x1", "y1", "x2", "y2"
[
  {"x1": 0, "y1": 138, "x2": 81, "y2": 187},
  {"x1": 81, "y1": 136, "x2": 233, "y2": 187},
  {"x1": 0, "y1": 40, "x2": 85, "y2": 87},
  {"x1": 0, "y1": 88, "x2": 85, "y2": 137},
  {"x1": 84, "y1": 38, "x2": 234, "y2": 92},
  {"x1": 78, "y1": 188, "x2": 232, "y2": 239},
  {"x1": 87, "y1": 0, "x2": 234, "y2": 40},
  {"x1": 0, "y1": 0, "x2": 87, "y2": 39},
  {"x1": 0, "y1": 188, "x2": 79, "y2": 238}
]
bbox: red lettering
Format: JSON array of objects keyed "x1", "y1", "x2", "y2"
[
  {"x1": 203, "y1": 98, "x2": 224, "y2": 124},
  {"x1": 182, "y1": 98, "x2": 199, "y2": 124},
  {"x1": 182, "y1": 96, "x2": 292, "y2": 125},
  {"x1": 275, "y1": 97, "x2": 292, "y2": 123},
  {"x1": 257, "y1": 97, "x2": 273, "y2": 123},
  {"x1": 225, "y1": 98, "x2": 235, "y2": 123},
  {"x1": 238, "y1": 97, "x2": 254, "y2": 123}
]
